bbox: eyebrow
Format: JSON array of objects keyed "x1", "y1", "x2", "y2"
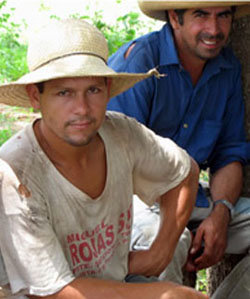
[
  {"x1": 192, "y1": 9, "x2": 209, "y2": 16},
  {"x1": 192, "y1": 9, "x2": 233, "y2": 17},
  {"x1": 51, "y1": 81, "x2": 107, "y2": 91},
  {"x1": 217, "y1": 9, "x2": 233, "y2": 17}
]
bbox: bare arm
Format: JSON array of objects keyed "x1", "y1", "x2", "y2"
[
  {"x1": 210, "y1": 161, "x2": 242, "y2": 205},
  {"x1": 128, "y1": 158, "x2": 199, "y2": 276},
  {"x1": 187, "y1": 162, "x2": 242, "y2": 270},
  {"x1": 28, "y1": 277, "x2": 208, "y2": 299}
]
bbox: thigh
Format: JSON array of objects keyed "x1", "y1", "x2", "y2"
[
  {"x1": 131, "y1": 196, "x2": 160, "y2": 250},
  {"x1": 226, "y1": 197, "x2": 250, "y2": 254},
  {"x1": 189, "y1": 198, "x2": 213, "y2": 223},
  {"x1": 211, "y1": 255, "x2": 250, "y2": 299},
  {"x1": 232, "y1": 197, "x2": 250, "y2": 221}
]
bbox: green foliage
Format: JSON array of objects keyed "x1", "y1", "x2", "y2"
[
  {"x1": 94, "y1": 12, "x2": 140, "y2": 54},
  {"x1": 0, "y1": 128, "x2": 12, "y2": 145},
  {"x1": 200, "y1": 170, "x2": 209, "y2": 182},
  {"x1": 0, "y1": 0, "x2": 28, "y2": 83},
  {"x1": 69, "y1": 9, "x2": 156, "y2": 55},
  {"x1": 196, "y1": 269, "x2": 208, "y2": 293},
  {"x1": 104, "y1": 12, "x2": 143, "y2": 55},
  {"x1": 0, "y1": 113, "x2": 14, "y2": 145}
]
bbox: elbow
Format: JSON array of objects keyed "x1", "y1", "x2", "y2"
[
  {"x1": 190, "y1": 158, "x2": 200, "y2": 182},
  {"x1": 188, "y1": 158, "x2": 200, "y2": 205}
]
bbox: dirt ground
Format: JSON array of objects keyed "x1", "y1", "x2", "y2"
[{"x1": 0, "y1": 103, "x2": 39, "y2": 133}]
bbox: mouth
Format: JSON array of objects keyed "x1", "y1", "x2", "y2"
[
  {"x1": 198, "y1": 33, "x2": 225, "y2": 49},
  {"x1": 70, "y1": 121, "x2": 91, "y2": 128},
  {"x1": 67, "y1": 119, "x2": 93, "y2": 130},
  {"x1": 202, "y1": 39, "x2": 217, "y2": 46},
  {"x1": 199, "y1": 38, "x2": 224, "y2": 52}
]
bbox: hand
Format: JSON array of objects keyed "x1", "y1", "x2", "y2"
[
  {"x1": 128, "y1": 248, "x2": 172, "y2": 277},
  {"x1": 185, "y1": 205, "x2": 230, "y2": 271}
]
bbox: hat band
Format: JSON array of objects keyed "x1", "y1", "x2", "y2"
[{"x1": 32, "y1": 52, "x2": 107, "y2": 71}]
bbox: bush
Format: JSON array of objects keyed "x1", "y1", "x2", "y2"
[
  {"x1": 56, "y1": 9, "x2": 156, "y2": 56},
  {"x1": 80, "y1": 11, "x2": 154, "y2": 55},
  {"x1": 0, "y1": 0, "x2": 28, "y2": 83},
  {"x1": 0, "y1": 113, "x2": 14, "y2": 145}
]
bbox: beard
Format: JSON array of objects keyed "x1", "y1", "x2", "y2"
[{"x1": 63, "y1": 116, "x2": 98, "y2": 147}]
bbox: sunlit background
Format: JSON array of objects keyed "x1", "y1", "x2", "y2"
[{"x1": 5, "y1": 0, "x2": 161, "y2": 38}]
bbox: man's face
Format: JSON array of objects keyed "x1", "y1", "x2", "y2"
[
  {"x1": 170, "y1": 7, "x2": 233, "y2": 62},
  {"x1": 28, "y1": 77, "x2": 110, "y2": 147}
]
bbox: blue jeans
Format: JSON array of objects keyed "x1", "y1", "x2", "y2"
[{"x1": 125, "y1": 274, "x2": 159, "y2": 283}]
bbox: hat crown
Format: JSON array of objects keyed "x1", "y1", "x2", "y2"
[
  {"x1": 138, "y1": 0, "x2": 250, "y2": 21},
  {"x1": 27, "y1": 19, "x2": 109, "y2": 71}
]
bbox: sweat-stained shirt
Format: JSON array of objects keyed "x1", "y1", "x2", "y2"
[{"x1": 0, "y1": 111, "x2": 191, "y2": 297}]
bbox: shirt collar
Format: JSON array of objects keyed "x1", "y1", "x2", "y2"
[{"x1": 159, "y1": 24, "x2": 179, "y2": 66}]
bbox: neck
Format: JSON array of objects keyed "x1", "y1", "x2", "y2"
[
  {"x1": 33, "y1": 119, "x2": 107, "y2": 198},
  {"x1": 173, "y1": 32, "x2": 207, "y2": 86},
  {"x1": 179, "y1": 50, "x2": 206, "y2": 85},
  {"x1": 33, "y1": 119, "x2": 99, "y2": 166}
]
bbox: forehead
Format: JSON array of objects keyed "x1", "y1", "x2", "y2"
[{"x1": 45, "y1": 76, "x2": 106, "y2": 88}]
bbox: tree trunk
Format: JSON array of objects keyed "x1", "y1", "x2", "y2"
[{"x1": 206, "y1": 15, "x2": 250, "y2": 296}]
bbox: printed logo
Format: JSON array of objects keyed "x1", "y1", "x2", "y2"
[{"x1": 67, "y1": 203, "x2": 132, "y2": 277}]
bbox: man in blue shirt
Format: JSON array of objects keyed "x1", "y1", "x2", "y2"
[{"x1": 108, "y1": 0, "x2": 250, "y2": 278}]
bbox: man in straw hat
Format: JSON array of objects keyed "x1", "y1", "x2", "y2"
[
  {"x1": 0, "y1": 18, "x2": 209, "y2": 298},
  {"x1": 108, "y1": 0, "x2": 250, "y2": 283}
]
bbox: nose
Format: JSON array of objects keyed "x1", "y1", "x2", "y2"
[
  {"x1": 74, "y1": 94, "x2": 90, "y2": 115},
  {"x1": 206, "y1": 16, "x2": 220, "y2": 36}
]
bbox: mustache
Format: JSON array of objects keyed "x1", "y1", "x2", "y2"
[
  {"x1": 65, "y1": 116, "x2": 95, "y2": 126},
  {"x1": 197, "y1": 32, "x2": 225, "y2": 42}
]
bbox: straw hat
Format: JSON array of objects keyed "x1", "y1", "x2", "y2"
[
  {"x1": 138, "y1": 0, "x2": 250, "y2": 21},
  {"x1": 0, "y1": 18, "x2": 159, "y2": 107}
]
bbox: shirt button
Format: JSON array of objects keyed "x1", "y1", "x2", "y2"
[{"x1": 183, "y1": 123, "x2": 188, "y2": 129}]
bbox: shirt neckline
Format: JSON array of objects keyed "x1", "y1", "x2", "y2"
[{"x1": 28, "y1": 119, "x2": 110, "y2": 202}]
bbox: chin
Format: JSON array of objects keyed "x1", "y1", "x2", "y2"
[
  {"x1": 198, "y1": 50, "x2": 221, "y2": 60},
  {"x1": 65, "y1": 137, "x2": 92, "y2": 147}
]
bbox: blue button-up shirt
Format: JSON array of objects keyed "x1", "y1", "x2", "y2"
[{"x1": 107, "y1": 24, "x2": 247, "y2": 207}]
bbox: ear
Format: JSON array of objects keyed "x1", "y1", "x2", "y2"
[
  {"x1": 26, "y1": 84, "x2": 41, "y2": 110},
  {"x1": 168, "y1": 10, "x2": 181, "y2": 30}
]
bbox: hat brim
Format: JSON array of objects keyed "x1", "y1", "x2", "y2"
[
  {"x1": 138, "y1": 1, "x2": 250, "y2": 21},
  {"x1": 0, "y1": 54, "x2": 158, "y2": 107}
]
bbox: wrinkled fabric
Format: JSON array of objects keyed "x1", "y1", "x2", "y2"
[
  {"x1": 132, "y1": 196, "x2": 250, "y2": 283},
  {"x1": 211, "y1": 254, "x2": 250, "y2": 299},
  {"x1": 0, "y1": 112, "x2": 191, "y2": 297}
]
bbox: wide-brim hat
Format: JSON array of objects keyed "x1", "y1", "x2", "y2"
[
  {"x1": 138, "y1": 0, "x2": 250, "y2": 21},
  {"x1": 0, "y1": 19, "x2": 159, "y2": 107}
]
